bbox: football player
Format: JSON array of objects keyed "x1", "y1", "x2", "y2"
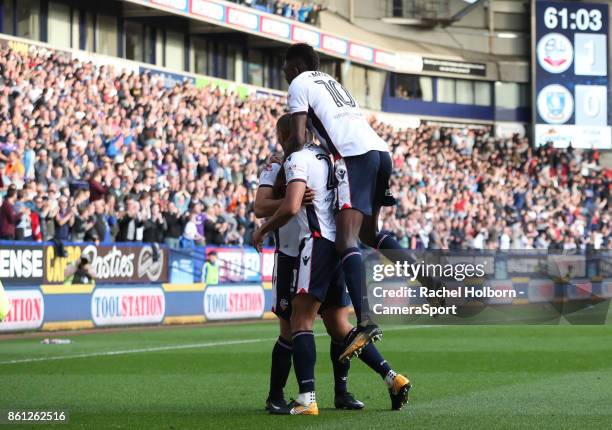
[
  {"x1": 252, "y1": 130, "x2": 411, "y2": 415},
  {"x1": 255, "y1": 115, "x2": 364, "y2": 413},
  {"x1": 282, "y1": 43, "x2": 444, "y2": 362}
]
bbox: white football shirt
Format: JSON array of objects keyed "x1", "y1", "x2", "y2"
[
  {"x1": 284, "y1": 143, "x2": 336, "y2": 242},
  {"x1": 287, "y1": 71, "x2": 389, "y2": 158},
  {"x1": 258, "y1": 162, "x2": 300, "y2": 257}
]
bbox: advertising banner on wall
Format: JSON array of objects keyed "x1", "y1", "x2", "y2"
[
  {"x1": 91, "y1": 287, "x2": 166, "y2": 327},
  {"x1": 139, "y1": 66, "x2": 196, "y2": 88},
  {"x1": 203, "y1": 284, "x2": 265, "y2": 320},
  {"x1": 206, "y1": 247, "x2": 261, "y2": 283},
  {"x1": 44, "y1": 244, "x2": 168, "y2": 284},
  {"x1": 0, "y1": 245, "x2": 45, "y2": 284},
  {"x1": 0, "y1": 289, "x2": 44, "y2": 332},
  {"x1": 143, "y1": 0, "x2": 402, "y2": 71}
]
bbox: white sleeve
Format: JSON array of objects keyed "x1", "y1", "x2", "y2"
[
  {"x1": 284, "y1": 152, "x2": 308, "y2": 184},
  {"x1": 258, "y1": 163, "x2": 281, "y2": 187},
  {"x1": 287, "y1": 76, "x2": 309, "y2": 115}
]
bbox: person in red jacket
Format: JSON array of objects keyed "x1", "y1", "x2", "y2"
[
  {"x1": 88, "y1": 170, "x2": 108, "y2": 202},
  {"x1": 30, "y1": 209, "x2": 42, "y2": 241},
  {"x1": 0, "y1": 187, "x2": 22, "y2": 240}
]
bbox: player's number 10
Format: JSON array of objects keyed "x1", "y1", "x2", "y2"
[{"x1": 315, "y1": 79, "x2": 356, "y2": 108}]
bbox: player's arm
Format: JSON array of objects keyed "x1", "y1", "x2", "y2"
[
  {"x1": 254, "y1": 180, "x2": 314, "y2": 218},
  {"x1": 253, "y1": 181, "x2": 305, "y2": 252},
  {"x1": 254, "y1": 162, "x2": 283, "y2": 219},
  {"x1": 253, "y1": 186, "x2": 282, "y2": 219},
  {"x1": 286, "y1": 77, "x2": 309, "y2": 156},
  {"x1": 254, "y1": 162, "x2": 313, "y2": 218}
]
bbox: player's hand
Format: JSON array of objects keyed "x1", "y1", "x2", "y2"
[
  {"x1": 302, "y1": 187, "x2": 315, "y2": 205},
  {"x1": 252, "y1": 229, "x2": 264, "y2": 253},
  {"x1": 268, "y1": 154, "x2": 283, "y2": 165}
]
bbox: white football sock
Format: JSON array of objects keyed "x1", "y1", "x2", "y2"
[
  {"x1": 297, "y1": 391, "x2": 316, "y2": 405},
  {"x1": 384, "y1": 370, "x2": 397, "y2": 388}
]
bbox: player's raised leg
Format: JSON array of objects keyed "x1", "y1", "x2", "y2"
[
  {"x1": 359, "y1": 151, "x2": 446, "y2": 302},
  {"x1": 335, "y1": 153, "x2": 384, "y2": 362}
]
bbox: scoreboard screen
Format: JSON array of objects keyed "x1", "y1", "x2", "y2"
[{"x1": 533, "y1": 0, "x2": 611, "y2": 149}]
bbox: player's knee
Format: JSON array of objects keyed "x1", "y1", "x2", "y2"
[
  {"x1": 290, "y1": 296, "x2": 317, "y2": 332},
  {"x1": 322, "y1": 307, "x2": 352, "y2": 340},
  {"x1": 359, "y1": 232, "x2": 377, "y2": 248},
  {"x1": 335, "y1": 237, "x2": 358, "y2": 253},
  {"x1": 279, "y1": 318, "x2": 292, "y2": 340},
  {"x1": 290, "y1": 314, "x2": 313, "y2": 332}
]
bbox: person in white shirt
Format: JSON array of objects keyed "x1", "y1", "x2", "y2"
[
  {"x1": 282, "y1": 43, "x2": 442, "y2": 362},
  {"x1": 252, "y1": 124, "x2": 410, "y2": 415},
  {"x1": 256, "y1": 115, "x2": 368, "y2": 413}
]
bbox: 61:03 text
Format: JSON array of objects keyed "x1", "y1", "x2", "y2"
[{"x1": 544, "y1": 7, "x2": 603, "y2": 32}]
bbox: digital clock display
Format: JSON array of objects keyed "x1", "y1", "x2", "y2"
[
  {"x1": 544, "y1": 6, "x2": 603, "y2": 32},
  {"x1": 533, "y1": 1, "x2": 610, "y2": 149}
]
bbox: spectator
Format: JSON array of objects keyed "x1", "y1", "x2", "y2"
[
  {"x1": 88, "y1": 170, "x2": 108, "y2": 202},
  {"x1": 228, "y1": 0, "x2": 321, "y2": 25},
  {"x1": 116, "y1": 199, "x2": 143, "y2": 242},
  {"x1": 71, "y1": 205, "x2": 96, "y2": 242},
  {"x1": 182, "y1": 212, "x2": 205, "y2": 247},
  {"x1": 0, "y1": 187, "x2": 22, "y2": 240},
  {"x1": 163, "y1": 202, "x2": 185, "y2": 249},
  {"x1": 54, "y1": 196, "x2": 74, "y2": 241},
  {"x1": 142, "y1": 203, "x2": 166, "y2": 243}
]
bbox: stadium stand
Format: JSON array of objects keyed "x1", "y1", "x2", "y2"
[
  {"x1": 0, "y1": 45, "x2": 609, "y2": 251},
  {"x1": 227, "y1": 0, "x2": 325, "y2": 25}
]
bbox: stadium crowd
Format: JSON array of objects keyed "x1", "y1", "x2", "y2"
[
  {"x1": 228, "y1": 0, "x2": 325, "y2": 26},
  {"x1": 0, "y1": 46, "x2": 610, "y2": 251}
]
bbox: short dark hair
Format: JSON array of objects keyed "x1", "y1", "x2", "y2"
[
  {"x1": 285, "y1": 43, "x2": 319, "y2": 71},
  {"x1": 276, "y1": 113, "x2": 292, "y2": 142}
]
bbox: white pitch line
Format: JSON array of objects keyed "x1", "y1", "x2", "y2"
[
  {"x1": 0, "y1": 324, "x2": 434, "y2": 366},
  {"x1": 0, "y1": 338, "x2": 268, "y2": 365}
]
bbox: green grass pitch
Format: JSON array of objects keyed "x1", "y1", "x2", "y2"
[{"x1": 1, "y1": 322, "x2": 612, "y2": 429}]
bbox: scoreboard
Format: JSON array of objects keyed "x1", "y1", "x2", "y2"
[{"x1": 533, "y1": 0, "x2": 611, "y2": 149}]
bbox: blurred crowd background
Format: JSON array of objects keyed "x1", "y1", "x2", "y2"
[
  {"x1": 0, "y1": 46, "x2": 610, "y2": 250},
  {"x1": 228, "y1": 0, "x2": 325, "y2": 26}
]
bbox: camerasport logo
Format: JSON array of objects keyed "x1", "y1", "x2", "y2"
[
  {"x1": 138, "y1": 246, "x2": 164, "y2": 282},
  {"x1": 537, "y1": 84, "x2": 573, "y2": 124},
  {"x1": 537, "y1": 33, "x2": 573, "y2": 74},
  {"x1": 203, "y1": 285, "x2": 264, "y2": 321},
  {"x1": 0, "y1": 289, "x2": 44, "y2": 332},
  {"x1": 91, "y1": 287, "x2": 165, "y2": 326}
]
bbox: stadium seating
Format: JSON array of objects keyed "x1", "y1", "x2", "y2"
[
  {"x1": 227, "y1": 0, "x2": 324, "y2": 25},
  {"x1": 0, "y1": 45, "x2": 609, "y2": 250}
]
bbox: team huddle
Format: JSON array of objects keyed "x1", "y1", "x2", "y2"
[{"x1": 251, "y1": 43, "x2": 414, "y2": 415}]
